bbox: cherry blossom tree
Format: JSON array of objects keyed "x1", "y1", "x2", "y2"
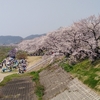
[
  {"x1": 74, "y1": 15, "x2": 100, "y2": 61},
  {"x1": 17, "y1": 15, "x2": 100, "y2": 62}
]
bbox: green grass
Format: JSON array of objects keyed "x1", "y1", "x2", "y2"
[
  {"x1": 0, "y1": 74, "x2": 22, "y2": 86},
  {"x1": 30, "y1": 71, "x2": 39, "y2": 81},
  {"x1": 60, "y1": 62, "x2": 73, "y2": 72},
  {"x1": 30, "y1": 71, "x2": 44, "y2": 100},
  {"x1": 60, "y1": 59, "x2": 100, "y2": 93},
  {"x1": 0, "y1": 72, "x2": 30, "y2": 87}
]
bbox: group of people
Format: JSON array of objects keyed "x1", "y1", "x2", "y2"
[
  {"x1": 18, "y1": 59, "x2": 27, "y2": 73},
  {"x1": 0, "y1": 57, "x2": 27, "y2": 73}
]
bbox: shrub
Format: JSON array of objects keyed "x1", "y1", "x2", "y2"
[{"x1": 16, "y1": 50, "x2": 27, "y2": 59}]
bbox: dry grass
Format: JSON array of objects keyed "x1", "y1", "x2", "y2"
[{"x1": 27, "y1": 56, "x2": 42, "y2": 68}]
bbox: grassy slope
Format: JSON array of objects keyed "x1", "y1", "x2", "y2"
[{"x1": 60, "y1": 59, "x2": 100, "y2": 93}]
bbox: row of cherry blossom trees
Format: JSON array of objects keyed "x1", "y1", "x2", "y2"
[{"x1": 44, "y1": 15, "x2": 100, "y2": 63}]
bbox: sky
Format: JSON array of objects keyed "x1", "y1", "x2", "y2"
[{"x1": 0, "y1": 0, "x2": 100, "y2": 38}]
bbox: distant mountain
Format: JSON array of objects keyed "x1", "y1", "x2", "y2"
[
  {"x1": 24, "y1": 34, "x2": 46, "y2": 40},
  {"x1": 0, "y1": 36, "x2": 23, "y2": 45},
  {"x1": 0, "y1": 34, "x2": 46, "y2": 45}
]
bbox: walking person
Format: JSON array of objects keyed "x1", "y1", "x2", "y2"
[{"x1": 18, "y1": 62, "x2": 24, "y2": 74}]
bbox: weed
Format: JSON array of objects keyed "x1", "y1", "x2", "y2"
[{"x1": 30, "y1": 71, "x2": 44, "y2": 100}]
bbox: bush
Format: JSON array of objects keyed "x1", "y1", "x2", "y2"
[{"x1": 16, "y1": 50, "x2": 27, "y2": 59}]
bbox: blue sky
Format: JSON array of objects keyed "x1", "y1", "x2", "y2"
[{"x1": 0, "y1": 0, "x2": 100, "y2": 37}]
